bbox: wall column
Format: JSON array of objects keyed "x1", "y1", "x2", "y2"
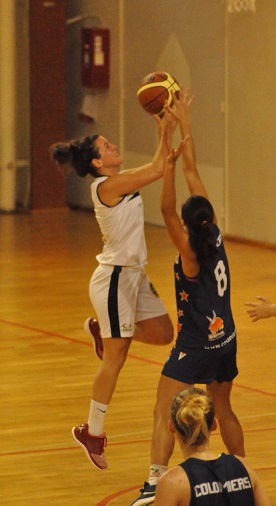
[{"x1": 0, "y1": 0, "x2": 16, "y2": 212}]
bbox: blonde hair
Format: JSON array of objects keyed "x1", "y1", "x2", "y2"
[{"x1": 171, "y1": 387, "x2": 215, "y2": 447}]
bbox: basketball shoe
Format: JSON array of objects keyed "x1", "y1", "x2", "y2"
[
  {"x1": 129, "y1": 482, "x2": 156, "y2": 505},
  {"x1": 72, "y1": 423, "x2": 107, "y2": 469},
  {"x1": 84, "y1": 317, "x2": 104, "y2": 360}
]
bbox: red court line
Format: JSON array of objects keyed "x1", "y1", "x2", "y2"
[
  {"x1": 96, "y1": 486, "x2": 141, "y2": 506},
  {"x1": 1, "y1": 318, "x2": 276, "y2": 397},
  {"x1": 98, "y1": 464, "x2": 276, "y2": 505},
  {"x1": 240, "y1": 426, "x2": 276, "y2": 434},
  {"x1": 2, "y1": 435, "x2": 276, "y2": 505},
  {"x1": 127, "y1": 353, "x2": 163, "y2": 366},
  {"x1": 2, "y1": 319, "x2": 275, "y2": 504},
  {"x1": 0, "y1": 318, "x2": 91, "y2": 347},
  {"x1": 96, "y1": 470, "x2": 276, "y2": 506},
  {"x1": 0, "y1": 440, "x2": 152, "y2": 457},
  {"x1": 234, "y1": 382, "x2": 276, "y2": 398},
  {"x1": 1, "y1": 446, "x2": 275, "y2": 506},
  {"x1": 1, "y1": 428, "x2": 276, "y2": 458}
]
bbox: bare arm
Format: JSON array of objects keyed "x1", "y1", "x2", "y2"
[
  {"x1": 99, "y1": 109, "x2": 176, "y2": 205},
  {"x1": 168, "y1": 88, "x2": 217, "y2": 223},
  {"x1": 160, "y1": 139, "x2": 199, "y2": 277},
  {"x1": 253, "y1": 474, "x2": 273, "y2": 506},
  {"x1": 154, "y1": 468, "x2": 191, "y2": 506},
  {"x1": 235, "y1": 456, "x2": 272, "y2": 506},
  {"x1": 245, "y1": 296, "x2": 276, "y2": 322}
]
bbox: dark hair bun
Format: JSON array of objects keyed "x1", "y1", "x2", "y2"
[
  {"x1": 52, "y1": 144, "x2": 72, "y2": 165},
  {"x1": 50, "y1": 135, "x2": 100, "y2": 178}
]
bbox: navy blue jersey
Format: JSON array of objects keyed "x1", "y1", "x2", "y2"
[
  {"x1": 180, "y1": 454, "x2": 254, "y2": 505},
  {"x1": 174, "y1": 225, "x2": 236, "y2": 351}
]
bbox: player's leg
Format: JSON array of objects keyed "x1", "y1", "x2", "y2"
[
  {"x1": 134, "y1": 313, "x2": 174, "y2": 345},
  {"x1": 134, "y1": 271, "x2": 174, "y2": 345},
  {"x1": 151, "y1": 375, "x2": 189, "y2": 465},
  {"x1": 72, "y1": 337, "x2": 131, "y2": 470},
  {"x1": 130, "y1": 375, "x2": 190, "y2": 506},
  {"x1": 92, "y1": 337, "x2": 131, "y2": 404},
  {"x1": 86, "y1": 268, "x2": 174, "y2": 357},
  {"x1": 86, "y1": 264, "x2": 133, "y2": 359},
  {"x1": 207, "y1": 380, "x2": 245, "y2": 457},
  {"x1": 74, "y1": 264, "x2": 135, "y2": 467}
]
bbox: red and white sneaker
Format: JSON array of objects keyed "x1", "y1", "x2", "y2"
[
  {"x1": 84, "y1": 318, "x2": 104, "y2": 360},
  {"x1": 72, "y1": 423, "x2": 107, "y2": 470}
]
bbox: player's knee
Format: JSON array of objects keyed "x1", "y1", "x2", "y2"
[
  {"x1": 163, "y1": 333, "x2": 174, "y2": 345},
  {"x1": 161, "y1": 320, "x2": 174, "y2": 344}
]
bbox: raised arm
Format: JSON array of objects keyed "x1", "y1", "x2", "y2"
[
  {"x1": 169, "y1": 89, "x2": 212, "y2": 202},
  {"x1": 160, "y1": 137, "x2": 200, "y2": 277},
  {"x1": 99, "y1": 109, "x2": 177, "y2": 206},
  {"x1": 161, "y1": 139, "x2": 187, "y2": 239}
]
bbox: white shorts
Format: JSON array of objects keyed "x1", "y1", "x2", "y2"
[{"x1": 89, "y1": 264, "x2": 167, "y2": 338}]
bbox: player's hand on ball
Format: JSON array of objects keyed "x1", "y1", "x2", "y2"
[{"x1": 168, "y1": 87, "x2": 195, "y2": 126}]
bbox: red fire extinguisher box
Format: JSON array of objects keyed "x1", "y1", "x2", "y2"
[{"x1": 81, "y1": 28, "x2": 110, "y2": 88}]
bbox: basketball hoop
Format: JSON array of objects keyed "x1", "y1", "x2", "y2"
[{"x1": 226, "y1": 0, "x2": 256, "y2": 13}]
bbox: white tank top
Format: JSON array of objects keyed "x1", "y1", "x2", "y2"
[{"x1": 91, "y1": 176, "x2": 147, "y2": 267}]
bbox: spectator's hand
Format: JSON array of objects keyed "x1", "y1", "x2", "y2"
[{"x1": 245, "y1": 296, "x2": 273, "y2": 322}]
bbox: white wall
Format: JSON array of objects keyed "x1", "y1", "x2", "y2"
[
  {"x1": 13, "y1": 0, "x2": 276, "y2": 245},
  {"x1": 227, "y1": 1, "x2": 276, "y2": 243},
  {"x1": 122, "y1": 0, "x2": 276, "y2": 245},
  {"x1": 123, "y1": 0, "x2": 225, "y2": 231}
]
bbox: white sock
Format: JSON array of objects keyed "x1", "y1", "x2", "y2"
[
  {"x1": 148, "y1": 464, "x2": 168, "y2": 485},
  {"x1": 88, "y1": 400, "x2": 108, "y2": 436}
]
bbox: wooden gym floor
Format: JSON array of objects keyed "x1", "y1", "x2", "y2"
[{"x1": 0, "y1": 207, "x2": 275, "y2": 505}]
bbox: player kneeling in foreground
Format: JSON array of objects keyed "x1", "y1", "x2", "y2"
[{"x1": 154, "y1": 387, "x2": 271, "y2": 506}]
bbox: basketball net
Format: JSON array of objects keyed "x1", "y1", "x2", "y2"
[{"x1": 226, "y1": 0, "x2": 256, "y2": 13}]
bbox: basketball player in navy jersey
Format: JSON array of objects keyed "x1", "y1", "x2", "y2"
[
  {"x1": 50, "y1": 111, "x2": 177, "y2": 470},
  {"x1": 131, "y1": 89, "x2": 245, "y2": 505},
  {"x1": 154, "y1": 387, "x2": 271, "y2": 506}
]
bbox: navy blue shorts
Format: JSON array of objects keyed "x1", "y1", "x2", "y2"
[{"x1": 162, "y1": 341, "x2": 238, "y2": 384}]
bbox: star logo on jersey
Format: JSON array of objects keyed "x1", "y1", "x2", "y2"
[
  {"x1": 178, "y1": 351, "x2": 186, "y2": 360},
  {"x1": 175, "y1": 272, "x2": 180, "y2": 281},
  {"x1": 178, "y1": 309, "x2": 184, "y2": 317},
  {"x1": 206, "y1": 310, "x2": 225, "y2": 341},
  {"x1": 177, "y1": 322, "x2": 183, "y2": 333},
  {"x1": 180, "y1": 290, "x2": 189, "y2": 302}
]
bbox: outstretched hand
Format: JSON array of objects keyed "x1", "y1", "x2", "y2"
[
  {"x1": 153, "y1": 102, "x2": 178, "y2": 137},
  {"x1": 245, "y1": 296, "x2": 274, "y2": 322},
  {"x1": 153, "y1": 105, "x2": 180, "y2": 157},
  {"x1": 163, "y1": 87, "x2": 196, "y2": 168},
  {"x1": 165, "y1": 87, "x2": 195, "y2": 126},
  {"x1": 166, "y1": 136, "x2": 189, "y2": 167}
]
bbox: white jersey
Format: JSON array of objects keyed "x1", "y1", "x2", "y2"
[{"x1": 91, "y1": 176, "x2": 147, "y2": 267}]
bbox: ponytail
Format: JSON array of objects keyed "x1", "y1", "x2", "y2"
[{"x1": 181, "y1": 195, "x2": 217, "y2": 266}]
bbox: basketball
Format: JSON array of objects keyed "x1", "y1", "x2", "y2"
[{"x1": 137, "y1": 71, "x2": 180, "y2": 116}]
